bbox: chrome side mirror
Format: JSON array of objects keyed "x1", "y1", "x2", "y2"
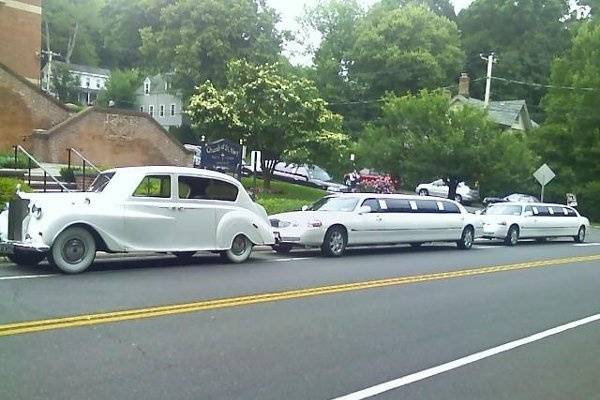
[{"x1": 301, "y1": 205, "x2": 309, "y2": 211}]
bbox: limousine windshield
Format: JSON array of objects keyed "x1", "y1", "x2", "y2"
[{"x1": 309, "y1": 196, "x2": 359, "y2": 212}]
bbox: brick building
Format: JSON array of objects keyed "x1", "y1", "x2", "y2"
[{"x1": 0, "y1": 0, "x2": 42, "y2": 84}]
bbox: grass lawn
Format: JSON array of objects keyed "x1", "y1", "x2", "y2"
[{"x1": 241, "y1": 177, "x2": 326, "y2": 215}]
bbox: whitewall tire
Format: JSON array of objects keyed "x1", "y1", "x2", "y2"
[
  {"x1": 221, "y1": 234, "x2": 253, "y2": 263},
  {"x1": 49, "y1": 227, "x2": 97, "y2": 274}
]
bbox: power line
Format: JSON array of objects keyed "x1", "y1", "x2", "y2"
[{"x1": 491, "y1": 76, "x2": 600, "y2": 92}]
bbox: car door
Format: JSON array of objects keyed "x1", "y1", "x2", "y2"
[
  {"x1": 381, "y1": 198, "x2": 417, "y2": 243},
  {"x1": 438, "y1": 200, "x2": 464, "y2": 239},
  {"x1": 552, "y1": 206, "x2": 578, "y2": 236},
  {"x1": 349, "y1": 198, "x2": 386, "y2": 245},
  {"x1": 520, "y1": 205, "x2": 540, "y2": 238},
  {"x1": 173, "y1": 175, "x2": 227, "y2": 250},
  {"x1": 123, "y1": 174, "x2": 182, "y2": 251},
  {"x1": 410, "y1": 199, "x2": 450, "y2": 241}
]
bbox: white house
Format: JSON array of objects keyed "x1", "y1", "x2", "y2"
[
  {"x1": 41, "y1": 61, "x2": 110, "y2": 105},
  {"x1": 135, "y1": 74, "x2": 184, "y2": 129}
]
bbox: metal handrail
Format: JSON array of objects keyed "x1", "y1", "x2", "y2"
[
  {"x1": 67, "y1": 148, "x2": 102, "y2": 174},
  {"x1": 13, "y1": 145, "x2": 72, "y2": 192}
]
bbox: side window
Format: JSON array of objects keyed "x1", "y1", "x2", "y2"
[
  {"x1": 537, "y1": 206, "x2": 550, "y2": 216},
  {"x1": 385, "y1": 199, "x2": 412, "y2": 213},
  {"x1": 133, "y1": 175, "x2": 171, "y2": 198},
  {"x1": 178, "y1": 176, "x2": 238, "y2": 201},
  {"x1": 361, "y1": 198, "x2": 381, "y2": 212},
  {"x1": 442, "y1": 201, "x2": 461, "y2": 214},
  {"x1": 566, "y1": 208, "x2": 577, "y2": 217},
  {"x1": 415, "y1": 200, "x2": 439, "y2": 213}
]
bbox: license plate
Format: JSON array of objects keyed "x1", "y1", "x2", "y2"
[{"x1": 0, "y1": 242, "x2": 14, "y2": 255}]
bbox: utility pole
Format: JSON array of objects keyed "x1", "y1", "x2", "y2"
[
  {"x1": 479, "y1": 52, "x2": 497, "y2": 107},
  {"x1": 42, "y1": 21, "x2": 61, "y2": 92}
]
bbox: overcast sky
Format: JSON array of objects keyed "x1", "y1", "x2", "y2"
[{"x1": 267, "y1": 0, "x2": 475, "y2": 65}]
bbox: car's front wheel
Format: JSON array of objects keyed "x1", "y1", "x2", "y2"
[
  {"x1": 221, "y1": 234, "x2": 253, "y2": 263},
  {"x1": 7, "y1": 249, "x2": 46, "y2": 267},
  {"x1": 504, "y1": 225, "x2": 519, "y2": 247},
  {"x1": 48, "y1": 226, "x2": 97, "y2": 274},
  {"x1": 574, "y1": 226, "x2": 586, "y2": 243},
  {"x1": 457, "y1": 226, "x2": 474, "y2": 250},
  {"x1": 321, "y1": 226, "x2": 347, "y2": 257}
]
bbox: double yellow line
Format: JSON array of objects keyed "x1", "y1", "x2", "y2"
[{"x1": 1, "y1": 254, "x2": 599, "y2": 337}]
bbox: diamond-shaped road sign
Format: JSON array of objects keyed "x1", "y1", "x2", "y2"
[{"x1": 533, "y1": 163, "x2": 556, "y2": 186}]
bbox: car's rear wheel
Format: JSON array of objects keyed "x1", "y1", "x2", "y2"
[
  {"x1": 504, "y1": 225, "x2": 519, "y2": 247},
  {"x1": 419, "y1": 189, "x2": 429, "y2": 196},
  {"x1": 7, "y1": 249, "x2": 46, "y2": 267},
  {"x1": 48, "y1": 227, "x2": 96, "y2": 274},
  {"x1": 321, "y1": 226, "x2": 347, "y2": 257},
  {"x1": 457, "y1": 226, "x2": 474, "y2": 250},
  {"x1": 272, "y1": 243, "x2": 293, "y2": 254},
  {"x1": 574, "y1": 226, "x2": 586, "y2": 243},
  {"x1": 221, "y1": 234, "x2": 253, "y2": 263}
]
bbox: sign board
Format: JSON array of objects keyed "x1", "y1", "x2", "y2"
[
  {"x1": 533, "y1": 163, "x2": 555, "y2": 186},
  {"x1": 200, "y1": 138, "x2": 242, "y2": 174}
]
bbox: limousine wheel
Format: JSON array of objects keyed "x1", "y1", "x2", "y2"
[
  {"x1": 321, "y1": 226, "x2": 347, "y2": 257},
  {"x1": 457, "y1": 226, "x2": 474, "y2": 250},
  {"x1": 222, "y1": 234, "x2": 252, "y2": 263},
  {"x1": 574, "y1": 226, "x2": 586, "y2": 243},
  {"x1": 7, "y1": 250, "x2": 46, "y2": 267},
  {"x1": 49, "y1": 227, "x2": 97, "y2": 274},
  {"x1": 504, "y1": 225, "x2": 519, "y2": 247}
]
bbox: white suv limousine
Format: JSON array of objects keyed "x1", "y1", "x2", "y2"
[
  {"x1": 480, "y1": 202, "x2": 590, "y2": 246},
  {"x1": 269, "y1": 193, "x2": 483, "y2": 256},
  {"x1": 0, "y1": 167, "x2": 274, "y2": 273}
]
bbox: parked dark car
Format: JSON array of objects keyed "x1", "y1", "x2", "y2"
[{"x1": 243, "y1": 162, "x2": 349, "y2": 192}]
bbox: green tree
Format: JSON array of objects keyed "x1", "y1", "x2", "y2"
[
  {"x1": 531, "y1": 21, "x2": 600, "y2": 220},
  {"x1": 42, "y1": 0, "x2": 104, "y2": 66},
  {"x1": 358, "y1": 91, "x2": 538, "y2": 199},
  {"x1": 96, "y1": 69, "x2": 141, "y2": 109},
  {"x1": 458, "y1": 0, "x2": 576, "y2": 120},
  {"x1": 187, "y1": 60, "x2": 350, "y2": 188},
  {"x1": 379, "y1": 0, "x2": 456, "y2": 20},
  {"x1": 51, "y1": 63, "x2": 80, "y2": 104},
  {"x1": 351, "y1": 4, "x2": 465, "y2": 100},
  {"x1": 140, "y1": 0, "x2": 284, "y2": 97}
]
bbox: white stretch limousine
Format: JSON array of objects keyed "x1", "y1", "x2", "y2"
[
  {"x1": 270, "y1": 193, "x2": 483, "y2": 256},
  {"x1": 480, "y1": 202, "x2": 590, "y2": 246}
]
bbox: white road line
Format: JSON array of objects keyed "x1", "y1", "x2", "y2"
[
  {"x1": 268, "y1": 257, "x2": 312, "y2": 263},
  {"x1": 473, "y1": 245, "x2": 503, "y2": 249},
  {"x1": 573, "y1": 243, "x2": 600, "y2": 247},
  {"x1": 330, "y1": 313, "x2": 600, "y2": 400},
  {"x1": 0, "y1": 274, "x2": 57, "y2": 281}
]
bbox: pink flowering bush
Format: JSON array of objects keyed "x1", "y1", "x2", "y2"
[{"x1": 357, "y1": 175, "x2": 396, "y2": 194}]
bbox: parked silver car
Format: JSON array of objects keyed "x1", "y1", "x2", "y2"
[{"x1": 415, "y1": 179, "x2": 480, "y2": 204}]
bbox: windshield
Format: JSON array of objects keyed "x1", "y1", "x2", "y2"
[
  {"x1": 87, "y1": 172, "x2": 115, "y2": 193},
  {"x1": 483, "y1": 204, "x2": 523, "y2": 216},
  {"x1": 309, "y1": 196, "x2": 358, "y2": 212},
  {"x1": 308, "y1": 165, "x2": 332, "y2": 182}
]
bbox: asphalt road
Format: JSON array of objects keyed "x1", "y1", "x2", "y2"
[{"x1": 1, "y1": 231, "x2": 600, "y2": 400}]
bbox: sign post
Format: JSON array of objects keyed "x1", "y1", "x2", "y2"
[
  {"x1": 250, "y1": 150, "x2": 261, "y2": 191},
  {"x1": 533, "y1": 163, "x2": 556, "y2": 202}
]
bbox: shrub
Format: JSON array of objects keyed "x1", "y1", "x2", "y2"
[
  {"x1": 0, "y1": 153, "x2": 29, "y2": 169},
  {"x1": 357, "y1": 176, "x2": 396, "y2": 194},
  {"x1": 0, "y1": 178, "x2": 32, "y2": 210},
  {"x1": 578, "y1": 181, "x2": 600, "y2": 223}
]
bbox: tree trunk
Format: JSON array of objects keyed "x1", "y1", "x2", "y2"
[
  {"x1": 445, "y1": 177, "x2": 460, "y2": 201},
  {"x1": 261, "y1": 158, "x2": 278, "y2": 190}
]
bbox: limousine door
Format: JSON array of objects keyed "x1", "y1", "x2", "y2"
[{"x1": 350, "y1": 198, "x2": 386, "y2": 245}]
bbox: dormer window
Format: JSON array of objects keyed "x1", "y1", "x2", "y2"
[
  {"x1": 85, "y1": 77, "x2": 90, "y2": 88},
  {"x1": 144, "y1": 78, "x2": 151, "y2": 95}
]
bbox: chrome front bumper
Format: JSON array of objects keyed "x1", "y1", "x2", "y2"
[{"x1": 0, "y1": 241, "x2": 50, "y2": 255}]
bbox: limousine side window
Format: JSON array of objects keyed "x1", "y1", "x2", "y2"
[
  {"x1": 178, "y1": 176, "x2": 238, "y2": 201},
  {"x1": 361, "y1": 198, "x2": 382, "y2": 212},
  {"x1": 385, "y1": 199, "x2": 412, "y2": 213},
  {"x1": 133, "y1": 175, "x2": 171, "y2": 198},
  {"x1": 415, "y1": 200, "x2": 439, "y2": 213},
  {"x1": 565, "y1": 207, "x2": 577, "y2": 217},
  {"x1": 441, "y1": 201, "x2": 461, "y2": 214}
]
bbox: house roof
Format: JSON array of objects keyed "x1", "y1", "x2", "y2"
[
  {"x1": 51, "y1": 61, "x2": 110, "y2": 77},
  {"x1": 451, "y1": 95, "x2": 537, "y2": 130},
  {"x1": 135, "y1": 74, "x2": 181, "y2": 96}
]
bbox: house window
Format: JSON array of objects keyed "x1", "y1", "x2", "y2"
[
  {"x1": 140, "y1": 106, "x2": 144, "y2": 113},
  {"x1": 170, "y1": 104, "x2": 176, "y2": 116},
  {"x1": 149, "y1": 105, "x2": 154, "y2": 117},
  {"x1": 96, "y1": 79, "x2": 101, "y2": 89},
  {"x1": 144, "y1": 79, "x2": 150, "y2": 95},
  {"x1": 85, "y1": 77, "x2": 90, "y2": 88},
  {"x1": 159, "y1": 105, "x2": 165, "y2": 117}
]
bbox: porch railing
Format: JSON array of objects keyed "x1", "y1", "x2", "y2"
[
  {"x1": 12, "y1": 145, "x2": 71, "y2": 193},
  {"x1": 66, "y1": 148, "x2": 102, "y2": 190}
]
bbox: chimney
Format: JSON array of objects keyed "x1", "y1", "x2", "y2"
[{"x1": 458, "y1": 72, "x2": 470, "y2": 97}]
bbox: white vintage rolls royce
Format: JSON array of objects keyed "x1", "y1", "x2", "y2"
[
  {"x1": 0, "y1": 167, "x2": 274, "y2": 273},
  {"x1": 270, "y1": 193, "x2": 483, "y2": 256},
  {"x1": 480, "y1": 202, "x2": 590, "y2": 246}
]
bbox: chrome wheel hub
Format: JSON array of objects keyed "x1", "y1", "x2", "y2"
[
  {"x1": 511, "y1": 230, "x2": 518, "y2": 245},
  {"x1": 464, "y1": 230, "x2": 473, "y2": 247},
  {"x1": 329, "y1": 231, "x2": 344, "y2": 254},
  {"x1": 231, "y1": 236, "x2": 248, "y2": 256},
  {"x1": 62, "y1": 238, "x2": 86, "y2": 264}
]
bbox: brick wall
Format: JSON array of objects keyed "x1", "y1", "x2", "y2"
[
  {"x1": 0, "y1": 0, "x2": 42, "y2": 82},
  {"x1": 31, "y1": 107, "x2": 194, "y2": 167},
  {"x1": 0, "y1": 63, "x2": 72, "y2": 152}
]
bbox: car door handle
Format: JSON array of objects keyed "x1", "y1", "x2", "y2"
[{"x1": 158, "y1": 206, "x2": 178, "y2": 210}]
